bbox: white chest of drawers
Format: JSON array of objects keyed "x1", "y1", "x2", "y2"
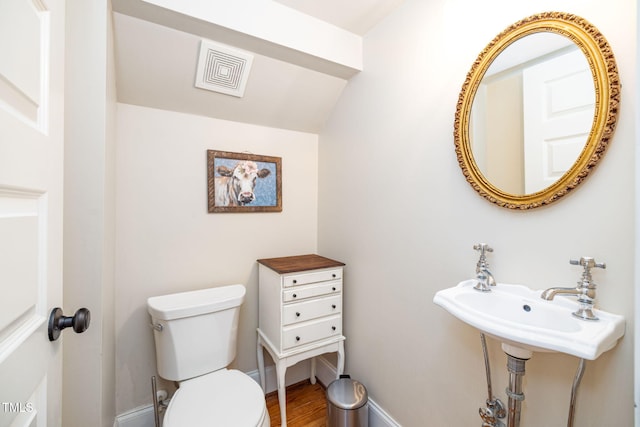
[{"x1": 256, "y1": 254, "x2": 346, "y2": 427}]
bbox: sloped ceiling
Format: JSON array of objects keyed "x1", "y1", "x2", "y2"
[
  {"x1": 273, "y1": 0, "x2": 404, "y2": 35},
  {"x1": 111, "y1": 0, "x2": 402, "y2": 133}
]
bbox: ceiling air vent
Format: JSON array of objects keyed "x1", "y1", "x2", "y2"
[{"x1": 195, "y1": 40, "x2": 254, "y2": 98}]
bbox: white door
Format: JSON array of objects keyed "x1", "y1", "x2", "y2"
[
  {"x1": 522, "y1": 48, "x2": 595, "y2": 193},
  {"x1": 0, "y1": 1, "x2": 65, "y2": 426}
]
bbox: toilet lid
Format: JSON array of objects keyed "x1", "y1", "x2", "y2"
[{"x1": 164, "y1": 369, "x2": 267, "y2": 427}]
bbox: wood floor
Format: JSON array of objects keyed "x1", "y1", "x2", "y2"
[{"x1": 266, "y1": 380, "x2": 327, "y2": 427}]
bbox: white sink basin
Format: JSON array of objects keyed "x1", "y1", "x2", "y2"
[{"x1": 433, "y1": 279, "x2": 625, "y2": 360}]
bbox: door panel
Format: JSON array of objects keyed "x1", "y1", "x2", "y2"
[
  {"x1": 522, "y1": 48, "x2": 595, "y2": 193},
  {"x1": 0, "y1": 1, "x2": 64, "y2": 426},
  {"x1": 0, "y1": 0, "x2": 46, "y2": 127},
  {"x1": 0, "y1": 195, "x2": 40, "y2": 336}
]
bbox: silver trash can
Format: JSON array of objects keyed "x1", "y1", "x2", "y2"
[{"x1": 327, "y1": 375, "x2": 368, "y2": 427}]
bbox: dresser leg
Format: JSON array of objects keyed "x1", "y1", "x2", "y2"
[
  {"x1": 257, "y1": 334, "x2": 266, "y2": 391},
  {"x1": 336, "y1": 341, "x2": 345, "y2": 377},
  {"x1": 276, "y1": 360, "x2": 288, "y2": 427},
  {"x1": 310, "y1": 357, "x2": 317, "y2": 384}
]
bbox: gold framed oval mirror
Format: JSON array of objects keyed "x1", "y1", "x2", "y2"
[{"x1": 454, "y1": 12, "x2": 620, "y2": 209}]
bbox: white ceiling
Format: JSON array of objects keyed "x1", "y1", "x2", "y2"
[
  {"x1": 273, "y1": 0, "x2": 403, "y2": 35},
  {"x1": 111, "y1": 0, "x2": 402, "y2": 133}
]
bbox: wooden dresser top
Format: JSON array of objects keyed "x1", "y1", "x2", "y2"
[{"x1": 257, "y1": 254, "x2": 345, "y2": 274}]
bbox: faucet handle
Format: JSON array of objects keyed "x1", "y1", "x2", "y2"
[
  {"x1": 473, "y1": 243, "x2": 493, "y2": 256},
  {"x1": 570, "y1": 257, "x2": 606, "y2": 270}
]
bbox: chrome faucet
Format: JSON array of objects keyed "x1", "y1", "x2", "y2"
[
  {"x1": 473, "y1": 243, "x2": 496, "y2": 292},
  {"x1": 540, "y1": 257, "x2": 606, "y2": 320}
]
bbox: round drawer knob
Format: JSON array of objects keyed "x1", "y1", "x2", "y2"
[
  {"x1": 332, "y1": 304, "x2": 337, "y2": 309},
  {"x1": 332, "y1": 326, "x2": 337, "y2": 331},
  {"x1": 332, "y1": 287, "x2": 336, "y2": 291},
  {"x1": 293, "y1": 280, "x2": 297, "y2": 284},
  {"x1": 292, "y1": 294, "x2": 297, "y2": 298},
  {"x1": 296, "y1": 336, "x2": 301, "y2": 341},
  {"x1": 332, "y1": 274, "x2": 336, "y2": 278},
  {"x1": 296, "y1": 312, "x2": 301, "y2": 317}
]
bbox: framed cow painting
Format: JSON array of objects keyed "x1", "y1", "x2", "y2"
[{"x1": 207, "y1": 150, "x2": 282, "y2": 213}]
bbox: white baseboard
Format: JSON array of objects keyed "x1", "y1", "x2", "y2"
[
  {"x1": 114, "y1": 357, "x2": 401, "y2": 427},
  {"x1": 247, "y1": 358, "x2": 315, "y2": 394},
  {"x1": 368, "y1": 400, "x2": 402, "y2": 427},
  {"x1": 313, "y1": 354, "x2": 340, "y2": 387},
  {"x1": 113, "y1": 404, "x2": 155, "y2": 427}
]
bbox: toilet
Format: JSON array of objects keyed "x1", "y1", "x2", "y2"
[{"x1": 147, "y1": 284, "x2": 270, "y2": 427}]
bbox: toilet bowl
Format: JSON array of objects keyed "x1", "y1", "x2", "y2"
[
  {"x1": 163, "y1": 369, "x2": 269, "y2": 427},
  {"x1": 147, "y1": 284, "x2": 269, "y2": 427}
]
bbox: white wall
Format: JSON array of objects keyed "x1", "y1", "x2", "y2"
[
  {"x1": 636, "y1": 4, "x2": 640, "y2": 423},
  {"x1": 114, "y1": 104, "x2": 319, "y2": 412},
  {"x1": 318, "y1": 0, "x2": 636, "y2": 426},
  {"x1": 63, "y1": 1, "x2": 116, "y2": 426}
]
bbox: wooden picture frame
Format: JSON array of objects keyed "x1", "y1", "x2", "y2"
[{"x1": 207, "y1": 150, "x2": 282, "y2": 213}]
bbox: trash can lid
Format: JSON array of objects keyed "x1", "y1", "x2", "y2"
[{"x1": 327, "y1": 376, "x2": 368, "y2": 410}]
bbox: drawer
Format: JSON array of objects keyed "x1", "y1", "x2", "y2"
[
  {"x1": 283, "y1": 281, "x2": 341, "y2": 302},
  {"x1": 282, "y1": 315, "x2": 342, "y2": 349},
  {"x1": 283, "y1": 268, "x2": 342, "y2": 287},
  {"x1": 283, "y1": 295, "x2": 342, "y2": 325}
]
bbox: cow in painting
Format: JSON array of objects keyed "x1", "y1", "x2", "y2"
[{"x1": 214, "y1": 160, "x2": 271, "y2": 206}]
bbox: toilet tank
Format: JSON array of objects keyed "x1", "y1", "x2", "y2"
[{"x1": 147, "y1": 284, "x2": 246, "y2": 382}]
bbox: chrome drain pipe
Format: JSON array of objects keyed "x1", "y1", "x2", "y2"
[
  {"x1": 479, "y1": 341, "x2": 584, "y2": 427},
  {"x1": 479, "y1": 334, "x2": 506, "y2": 427},
  {"x1": 568, "y1": 358, "x2": 586, "y2": 427},
  {"x1": 151, "y1": 376, "x2": 161, "y2": 427},
  {"x1": 505, "y1": 355, "x2": 526, "y2": 427},
  {"x1": 151, "y1": 376, "x2": 170, "y2": 427},
  {"x1": 481, "y1": 334, "x2": 494, "y2": 402}
]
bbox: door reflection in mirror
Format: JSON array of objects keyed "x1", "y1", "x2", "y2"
[{"x1": 470, "y1": 33, "x2": 595, "y2": 195}]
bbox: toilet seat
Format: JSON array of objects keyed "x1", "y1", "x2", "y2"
[{"x1": 163, "y1": 369, "x2": 268, "y2": 427}]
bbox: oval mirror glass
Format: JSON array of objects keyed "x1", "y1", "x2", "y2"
[{"x1": 454, "y1": 12, "x2": 620, "y2": 209}]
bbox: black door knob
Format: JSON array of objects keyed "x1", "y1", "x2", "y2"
[{"x1": 48, "y1": 307, "x2": 91, "y2": 341}]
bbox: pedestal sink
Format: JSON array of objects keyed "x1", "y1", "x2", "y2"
[
  {"x1": 434, "y1": 279, "x2": 625, "y2": 427},
  {"x1": 433, "y1": 279, "x2": 625, "y2": 360}
]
